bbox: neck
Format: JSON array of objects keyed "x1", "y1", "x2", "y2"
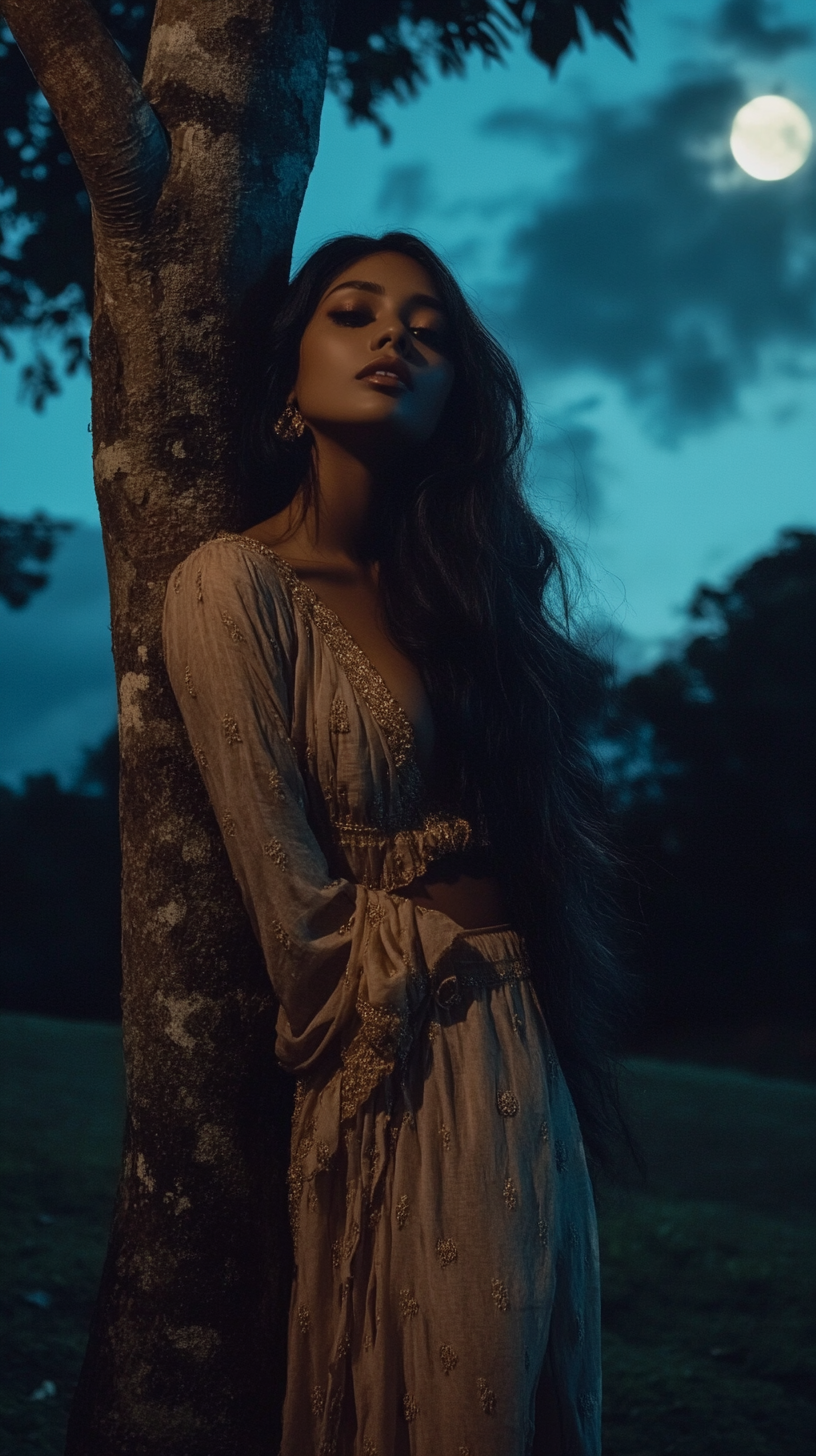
[
  {"x1": 313, "y1": 431, "x2": 379, "y2": 558},
  {"x1": 280, "y1": 428, "x2": 398, "y2": 565}
]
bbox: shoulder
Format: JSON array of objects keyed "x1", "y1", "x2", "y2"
[
  {"x1": 166, "y1": 535, "x2": 293, "y2": 614},
  {"x1": 163, "y1": 534, "x2": 298, "y2": 653}
]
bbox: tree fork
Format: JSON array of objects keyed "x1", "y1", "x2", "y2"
[{"x1": 1, "y1": 1, "x2": 337, "y2": 1449}]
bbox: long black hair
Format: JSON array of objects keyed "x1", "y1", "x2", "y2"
[{"x1": 246, "y1": 232, "x2": 634, "y2": 1176}]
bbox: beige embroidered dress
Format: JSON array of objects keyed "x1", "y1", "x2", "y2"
[{"x1": 163, "y1": 535, "x2": 601, "y2": 1456}]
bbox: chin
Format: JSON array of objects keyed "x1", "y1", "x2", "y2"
[{"x1": 313, "y1": 402, "x2": 430, "y2": 452}]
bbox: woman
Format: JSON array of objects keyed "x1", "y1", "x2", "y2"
[{"x1": 163, "y1": 233, "x2": 626, "y2": 1455}]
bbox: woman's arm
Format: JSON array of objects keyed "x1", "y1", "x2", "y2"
[
  {"x1": 162, "y1": 539, "x2": 463, "y2": 1086},
  {"x1": 163, "y1": 538, "x2": 355, "y2": 1036}
]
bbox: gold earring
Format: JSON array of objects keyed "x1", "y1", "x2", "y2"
[{"x1": 274, "y1": 400, "x2": 306, "y2": 442}]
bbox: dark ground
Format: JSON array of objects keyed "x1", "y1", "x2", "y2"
[{"x1": 1, "y1": 1013, "x2": 814, "y2": 1455}]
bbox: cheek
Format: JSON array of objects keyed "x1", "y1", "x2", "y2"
[
  {"x1": 293, "y1": 342, "x2": 321, "y2": 412},
  {"x1": 295, "y1": 329, "x2": 353, "y2": 413}
]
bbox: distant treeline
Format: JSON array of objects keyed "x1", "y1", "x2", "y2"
[
  {"x1": 610, "y1": 529, "x2": 815, "y2": 1046},
  {"x1": 0, "y1": 733, "x2": 121, "y2": 1021},
  {"x1": 1, "y1": 531, "x2": 814, "y2": 1047}
]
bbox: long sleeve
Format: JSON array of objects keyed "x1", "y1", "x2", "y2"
[{"x1": 161, "y1": 539, "x2": 463, "y2": 1103}]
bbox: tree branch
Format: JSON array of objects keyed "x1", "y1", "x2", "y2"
[
  {"x1": 0, "y1": 0, "x2": 168, "y2": 237},
  {"x1": 140, "y1": 0, "x2": 338, "y2": 301}
]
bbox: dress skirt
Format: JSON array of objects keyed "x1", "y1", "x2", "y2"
[{"x1": 280, "y1": 927, "x2": 601, "y2": 1456}]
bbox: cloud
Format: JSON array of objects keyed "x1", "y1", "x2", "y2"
[
  {"x1": 479, "y1": 108, "x2": 578, "y2": 147},
  {"x1": 530, "y1": 400, "x2": 605, "y2": 522},
  {"x1": 490, "y1": 71, "x2": 816, "y2": 442},
  {"x1": 713, "y1": 0, "x2": 813, "y2": 58},
  {"x1": 1, "y1": 525, "x2": 115, "y2": 784},
  {"x1": 377, "y1": 163, "x2": 435, "y2": 220}
]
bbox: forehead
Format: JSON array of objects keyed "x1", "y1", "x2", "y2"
[{"x1": 321, "y1": 251, "x2": 443, "y2": 307}]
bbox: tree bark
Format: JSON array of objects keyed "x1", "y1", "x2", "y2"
[{"x1": 2, "y1": 1, "x2": 336, "y2": 1449}]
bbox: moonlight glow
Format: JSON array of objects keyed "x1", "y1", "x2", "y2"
[{"x1": 730, "y1": 96, "x2": 812, "y2": 181}]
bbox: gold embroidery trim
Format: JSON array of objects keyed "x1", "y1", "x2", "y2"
[
  {"x1": 491, "y1": 1278, "x2": 509, "y2": 1310},
  {"x1": 399, "y1": 1289, "x2": 419, "y2": 1319},
  {"x1": 366, "y1": 901, "x2": 387, "y2": 929},
  {"x1": 270, "y1": 917, "x2": 292, "y2": 951},
  {"x1": 267, "y1": 767, "x2": 285, "y2": 798},
  {"x1": 221, "y1": 714, "x2": 242, "y2": 746},
  {"x1": 220, "y1": 610, "x2": 245, "y2": 642},
  {"x1": 331, "y1": 813, "x2": 476, "y2": 850},
  {"x1": 436, "y1": 1237, "x2": 458, "y2": 1268},
  {"x1": 329, "y1": 693, "x2": 351, "y2": 734},
  {"x1": 216, "y1": 534, "x2": 415, "y2": 769},
  {"x1": 477, "y1": 1377, "x2": 497, "y2": 1415},
  {"x1": 331, "y1": 811, "x2": 487, "y2": 890},
  {"x1": 262, "y1": 837, "x2": 288, "y2": 869},
  {"x1": 439, "y1": 1343, "x2": 458, "y2": 1375},
  {"x1": 339, "y1": 999, "x2": 410, "y2": 1122},
  {"x1": 402, "y1": 1393, "x2": 419, "y2": 1423}
]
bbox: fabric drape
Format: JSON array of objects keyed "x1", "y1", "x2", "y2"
[{"x1": 163, "y1": 536, "x2": 601, "y2": 1455}]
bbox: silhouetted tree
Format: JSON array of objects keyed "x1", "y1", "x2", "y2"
[{"x1": 610, "y1": 529, "x2": 816, "y2": 1036}]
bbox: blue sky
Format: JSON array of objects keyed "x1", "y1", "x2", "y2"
[{"x1": 2, "y1": 0, "x2": 815, "y2": 783}]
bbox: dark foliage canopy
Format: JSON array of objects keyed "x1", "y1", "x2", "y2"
[
  {"x1": 611, "y1": 529, "x2": 816, "y2": 1035},
  {"x1": 0, "y1": 511, "x2": 73, "y2": 607},
  {"x1": 0, "y1": 0, "x2": 631, "y2": 406}
]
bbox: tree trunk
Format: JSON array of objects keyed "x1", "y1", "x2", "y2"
[{"x1": 1, "y1": 1, "x2": 336, "y2": 1449}]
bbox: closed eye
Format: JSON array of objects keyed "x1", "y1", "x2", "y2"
[
  {"x1": 411, "y1": 326, "x2": 448, "y2": 351},
  {"x1": 328, "y1": 307, "x2": 372, "y2": 327}
]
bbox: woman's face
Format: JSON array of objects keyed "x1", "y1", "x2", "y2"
[{"x1": 293, "y1": 251, "x2": 455, "y2": 449}]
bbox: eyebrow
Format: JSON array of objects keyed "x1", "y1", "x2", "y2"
[{"x1": 324, "y1": 279, "x2": 446, "y2": 312}]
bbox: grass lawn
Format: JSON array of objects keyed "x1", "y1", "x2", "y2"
[{"x1": 1, "y1": 1014, "x2": 815, "y2": 1454}]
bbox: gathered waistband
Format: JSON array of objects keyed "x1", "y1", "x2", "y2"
[{"x1": 429, "y1": 924, "x2": 530, "y2": 1007}]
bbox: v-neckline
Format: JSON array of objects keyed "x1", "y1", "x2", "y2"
[{"x1": 218, "y1": 533, "x2": 420, "y2": 771}]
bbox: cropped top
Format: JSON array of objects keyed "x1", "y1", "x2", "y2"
[
  {"x1": 162, "y1": 534, "x2": 488, "y2": 1121},
  {"x1": 193, "y1": 534, "x2": 486, "y2": 888}
]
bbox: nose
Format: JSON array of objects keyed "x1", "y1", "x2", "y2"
[{"x1": 371, "y1": 316, "x2": 411, "y2": 355}]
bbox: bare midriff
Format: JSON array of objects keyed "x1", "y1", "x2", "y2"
[{"x1": 394, "y1": 869, "x2": 508, "y2": 931}]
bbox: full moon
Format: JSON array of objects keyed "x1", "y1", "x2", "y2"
[{"x1": 730, "y1": 96, "x2": 812, "y2": 181}]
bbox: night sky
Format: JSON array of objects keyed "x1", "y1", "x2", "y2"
[{"x1": 2, "y1": 0, "x2": 814, "y2": 784}]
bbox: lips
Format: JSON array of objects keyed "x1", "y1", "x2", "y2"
[{"x1": 356, "y1": 356, "x2": 413, "y2": 390}]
